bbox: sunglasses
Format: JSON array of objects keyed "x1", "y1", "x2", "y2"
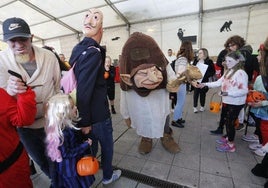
[{"x1": 228, "y1": 43, "x2": 236, "y2": 48}]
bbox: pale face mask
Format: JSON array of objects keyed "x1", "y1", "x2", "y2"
[{"x1": 225, "y1": 56, "x2": 238, "y2": 69}]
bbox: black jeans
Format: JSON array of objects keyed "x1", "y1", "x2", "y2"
[
  {"x1": 17, "y1": 127, "x2": 54, "y2": 178},
  {"x1": 90, "y1": 118, "x2": 114, "y2": 180},
  {"x1": 221, "y1": 103, "x2": 244, "y2": 142},
  {"x1": 193, "y1": 87, "x2": 208, "y2": 107}
]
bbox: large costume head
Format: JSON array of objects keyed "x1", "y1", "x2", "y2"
[{"x1": 120, "y1": 32, "x2": 168, "y2": 97}]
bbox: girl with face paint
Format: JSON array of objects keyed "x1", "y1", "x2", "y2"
[{"x1": 197, "y1": 51, "x2": 248, "y2": 152}]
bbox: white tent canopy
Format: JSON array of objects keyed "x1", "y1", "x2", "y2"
[
  {"x1": 0, "y1": 0, "x2": 268, "y2": 58},
  {"x1": 0, "y1": 0, "x2": 266, "y2": 41}
]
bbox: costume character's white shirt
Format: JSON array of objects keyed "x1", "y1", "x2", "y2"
[{"x1": 120, "y1": 89, "x2": 170, "y2": 138}]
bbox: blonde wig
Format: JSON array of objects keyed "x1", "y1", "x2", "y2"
[{"x1": 45, "y1": 94, "x2": 80, "y2": 162}]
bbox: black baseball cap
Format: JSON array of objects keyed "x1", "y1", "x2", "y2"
[{"x1": 2, "y1": 17, "x2": 31, "y2": 41}]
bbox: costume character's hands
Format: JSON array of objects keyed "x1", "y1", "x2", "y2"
[{"x1": 166, "y1": 75, "x2": 186, "y2": 93}]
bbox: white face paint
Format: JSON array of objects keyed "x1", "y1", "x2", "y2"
[{"x1": 225, "y1": 56, "x2": 238, "y2": 69}]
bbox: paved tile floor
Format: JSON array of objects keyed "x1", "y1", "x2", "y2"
[{"x1": 31, "y1": 84, "x2": 266, "y2": 188}]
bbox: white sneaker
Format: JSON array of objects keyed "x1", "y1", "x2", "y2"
[
  {"x1": 262, "y1": 143, "x2": 268, "y2": 152},
  {"x1": 249, "y1": 143, "x2": 262, "y2": 150},
  {"x1": 102, "y1": 169, "x2": 122, "y2": 185},
  {"x1": 200, "y1": 107, "x2": 205, "y2": 112},
  {"x1": 193, "y1": 107, "x2": 198, "y2": 113},
  {"x1": 254, "y1": 148, "x2": 266, "y2": 157},
  {"x1": 242, "y1": 134, "x2": 259, "y2": 142}
]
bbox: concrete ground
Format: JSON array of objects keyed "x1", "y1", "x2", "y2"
[{"x1": 31, "y1": 83, "x2": 266, "y2": 188}]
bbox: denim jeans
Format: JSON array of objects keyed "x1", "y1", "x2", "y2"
[
  {"x1": 173, "y1": 83, "x2": 186, "y2": 121},
  {"x1": 17, "y1": 127, "x2": 54, "y2": 179},
  {"x1": 90, "y1": 118, "x2": 114, "y2": 180}
]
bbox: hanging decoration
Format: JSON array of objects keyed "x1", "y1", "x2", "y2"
[{"x1": 220, "y1": 20, "x2": 233, "y2": 32}]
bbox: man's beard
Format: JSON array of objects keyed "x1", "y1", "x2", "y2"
[{"x1": 15, "y1": 54, "x2": 30, "y2": 64}]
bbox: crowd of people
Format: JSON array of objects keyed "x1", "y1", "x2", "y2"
[
  {"x1": 0, "y1": 6, "x2": 267, "y2": 188},
  {"x1": 0, "y1": 8, "x2": 120, "y2": 188}
]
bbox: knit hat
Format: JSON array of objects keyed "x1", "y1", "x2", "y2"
[{"x1": 2, "y1": 17, "x2": 31, "y2": 41}]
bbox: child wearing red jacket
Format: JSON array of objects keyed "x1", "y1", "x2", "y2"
[{"x1": 0, "y1": 76, "x2": 36, "y2": 188}]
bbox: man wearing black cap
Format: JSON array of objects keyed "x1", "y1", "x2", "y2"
[{"x1": 0, "y1": 17, "x2": 61, "y2": 183}]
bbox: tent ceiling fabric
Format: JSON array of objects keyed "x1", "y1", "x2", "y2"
[{"x1": 0, "y1": 0, "x2": 265, "y2": 42}]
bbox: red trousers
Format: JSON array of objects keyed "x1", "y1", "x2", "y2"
[
  {"x1": 0, "y1": 149, "x2": 32, "y2": 188},
  {"x1": 261, "y1": 120, "x2": 268, "y2": 146}
]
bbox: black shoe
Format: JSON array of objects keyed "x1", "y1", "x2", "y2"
[
  {"x1": 171, "y1": 121, "x2": 184, "y2": 128},
  {"x1": 177, "y1": 118, "x2": 185, "y2": 124},
  {"x1": 30, "y1": 160, "x2": 37, "y2": 175},
  {"x1": 210, "y1": 127, "x2": 223, "y2": 135},
  {"x1": 251, "y1": 164, "x2": 268, "y2": 178},
  {"x1": 111, "y1": 108, "x2": 116, "y2": 114},
  {"x1": 265, "y1": 181, "x2": 268, "y2": 188},
  {"x1": 236, "y1": 123, "x2": 245, "y2": 131}
]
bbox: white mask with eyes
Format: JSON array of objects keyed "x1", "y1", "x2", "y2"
[{"x1": 225, "y1": 56, "x2": 238, "y2": 69}]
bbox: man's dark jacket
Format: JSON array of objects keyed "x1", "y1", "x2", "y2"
[{"x1": 69, "y1": 37, "x2": 110, "y2": 127}]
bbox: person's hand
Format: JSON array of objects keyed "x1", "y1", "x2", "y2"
[
  {"x1": 81, "y1": 126, "x2": 92, "y2": 134},
  {"x1": 125, "y1": 118, "x2": 131, "y2": 128},
  {"x1": 196, "y1": 82, "x2": 205, "y2": 88},
  {"x1": 248, "y1": 101, "x2": 263, "y2": 108},
  {"x1": 6, "y1": 75, "x2": 27, "y2": 96},
  {"x1": 86, "y1": 138, "x2": 92, "y2": 146}
]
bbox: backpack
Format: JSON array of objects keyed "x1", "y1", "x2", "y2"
[
  {"x1": 61, "y1": 62, "x2": 77, "y2": 94},
  {"x1": 60, "y1": 46, "x2": 100, "y2": 104}
]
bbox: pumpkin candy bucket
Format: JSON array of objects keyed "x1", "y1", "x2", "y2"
[
  {"x1": 76, "y1": 146, "x2": 99, "y2": 176},
  {"x1": 77, "y1": 155, "x2": 99, "y2": 176},
  {"x1": 209, "y1": 92, "x2": 221, "y2": 113},
  {"x1": 246, "y1": 90, "x2": 266, "y2": 103}
]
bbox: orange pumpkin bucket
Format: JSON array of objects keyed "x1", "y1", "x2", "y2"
[
  {"x1": 246, "y1": 90, "x2": 266, "y2": 103},
  {"x1": 76, "y1": 146, "x2": 99, "y2": 176},
  {"x1": 210, "y1": 92, "x2": 221, "y2": 113},
  {"x1": 77, "y1": 156, "x2": 99, "y2": 176}
]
